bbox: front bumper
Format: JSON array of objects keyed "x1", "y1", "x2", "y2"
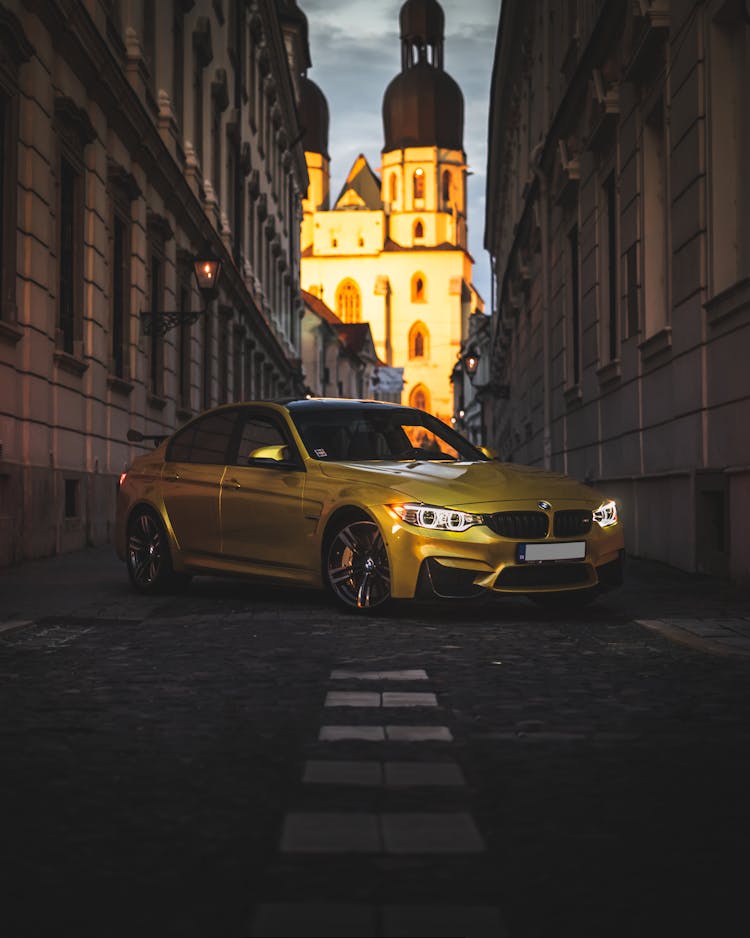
[{"x1": 372, "y1": 504, "x2": 625, "y2": 599}]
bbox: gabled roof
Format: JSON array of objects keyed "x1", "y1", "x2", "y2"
[
  {"x1": 301, "y1": 288, "x2": 342, "y2": 325},
  {"x1": 333, "y1": 154, "x2": 383, "y2": 210}
]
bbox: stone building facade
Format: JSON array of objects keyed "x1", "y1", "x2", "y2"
[
  {"x1": 0, "y1": 0, "x2": 309, "y2": 565},
  {"x1": 484, "y1": 0, "x2": 750, "y2": 582}
]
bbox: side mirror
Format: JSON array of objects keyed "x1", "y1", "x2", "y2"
[
  {"x1": 478, "y1": 445, "x2": 498, "y2": 460},
  {"x1": 247, "y1": 444, "x2": 289, "y2": 462}
]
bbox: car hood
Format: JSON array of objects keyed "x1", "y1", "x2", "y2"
[{"x1": 317, "y1": 459, "x2": 604, "y2": 510}]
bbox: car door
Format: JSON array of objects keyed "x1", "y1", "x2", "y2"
[
  {"x1": 219, "y1": 409, "x2": 309, "y2": 575},
  {"x1": 161, "y1": 409, "x2": 239, "y2": 558}
]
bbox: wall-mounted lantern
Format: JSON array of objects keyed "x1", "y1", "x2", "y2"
[{"x1": 141, "y1": 244, "x2": 223, "y2": 336}]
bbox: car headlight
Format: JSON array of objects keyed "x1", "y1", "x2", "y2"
[
  {"x1": 593, "y1": 499, "x2": 618, "y2": 528},
  {"x1": 390, "y1": 503, "x2": 484, "y2": 532}
]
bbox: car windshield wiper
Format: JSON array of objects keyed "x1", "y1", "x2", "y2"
[{"x1": 395, "y1": 447, "x2": 457, "y2": 461}]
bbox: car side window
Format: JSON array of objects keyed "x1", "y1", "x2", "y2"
[
  {"x1": 233, "y1": 415, "x2": 293, "y2": 466},
  {"x1": 167, "y1": 410, "x2": 238, "y2": 465}
]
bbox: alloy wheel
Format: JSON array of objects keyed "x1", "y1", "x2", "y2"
[
  {"x1": 127, "y1": 511, "x2": 164, "y2": 589},
  {"x1": 327, "y1": 519, "x2": 391, "y2": 610}
]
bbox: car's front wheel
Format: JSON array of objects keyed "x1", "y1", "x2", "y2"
[
  {"x1": 325, "y1": 516, "x2": 391, "y2": 611},
  {"x1": 126, "y1": 508, "x2": 185, "y2": 594}
]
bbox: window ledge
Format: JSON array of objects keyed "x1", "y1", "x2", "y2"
[
  {"x1": 107, "y1": 374, "x2": 134, "y2": 396},
  {"x1": 596, "y1": 358, "x2": 622, "y2": 388},
  {"x1": 54, "y1": 350, "x2": 89, "y2": 377},
  {"x1": 705, "y1": 276, "x2": 750, "y2": 329},
  {"x1": 0, "y1": 320, "x2": 23, "y2": 346},
  {"x1": 564, "y1": 383, "x2": 582, "y2": 407},
  {"x1": 638, "y1": 326, "x2": 672, "y2": 363},
  {"x1": 147, "y1": 393, "x2": 168, "y2": 410}
]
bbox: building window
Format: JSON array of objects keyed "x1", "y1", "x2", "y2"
[
  {"x1": 58, "y1": 156, "x2": 83, "y2": 356},
  {"x1": 625, "y1": 243, "x2": 639, "y2": 339},
  {"x1": 390, "y1": 173, "x2": 398, "y2": 203},
  {"x1": 202, "y1": 306, "x2": 212, "y2": 409},
  {"x1": 643, "y1": 98, "x2": 669, "y2": 337},
  {"x1": 336, "y1": 278, "x2": 361, "y2": 322},
  {"x1": 64, "y1": 479, "x2": 79, "y2": 519},
  {"x1": 410, "y1": 384, "x2": 430, "y2": 411},
  {"x1": 409, "y1": 321, "x2": 429, "y2": 359},
  {"x1": 600, "y1": 171, "x2": 618, "y2": 362},
  {"x1": 148, "y1": 252, "x2": 163, "y2": 396},
  {"x1": 177, "y1": 276, "x2": 191, "y2": 410},
  {"x1": 442, "y1": 169, "x2": 451, "y2": 203},
  {"x1": 709, "y1": 7, "x2": 746, "y2": 296},
  {"x1": 218, "y1": 311, "x2": 229, "y2": 403},
  {"x1": 172, "y1": 10, "x2": 185, "y2": 131},
  {"x1": 413, "y1": 167, "x2": 424, "y2": 200},
  {"x1": 111, "y1": 214, "x2": 128, "y2": 377},
  {"x1": 233, "y1": 328, "x2": 243, "y2": 401},
  {"x1": 568, "y1": 224, "x2": 581, "y2": 386},
  {"x1": 413, "y1": 219, "x2": 424, "y2": 239},
  {"x1": 212, "y1": 97, "x2": 221, "y2": 199},
  {"x1": 411, "y1": 272, "x2": 426, "y2": 302},
  {"x1": 193, "y1": 58, "x2": 204, "y2": 167}
]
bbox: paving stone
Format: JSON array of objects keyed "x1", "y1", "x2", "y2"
[
  {"x1": 324, "y1": 691, "x2": 381, "y2": 707},
  {"x1": 0, "y1": 620, "x2": 34, "y2": 634},
  {"x1": 280, "y1": 812, "x2": 381, "y2": 853},
  {"x1": 319, "y1": 725, "x2": 386, "y2": 742},
  {"x1": 250, "y1": 903, "x2": 377, "y2": 937},
  {"x1": 303, "y1": 760, "x2": 383, "y2": 787},
  {"x1": 383, "y1": 904, "x2": 506, "y2": 938},
  {"x1": 330, "y1": 669, "x2": 428, "y2": 681},
  {"x1": 385, "y1": 725, "x2": 453, "y2": 742},
  {"x1": 384, "y1": 761, "x2": 465, "y2": 788},
  {"x1": 380, "y1": 812, "x2": 485, "y2": 854},
  {"x1": 671, "y1": 619, "x2": 736, "y2": 637},
  {"x1": 381, "y1": 691, "x2": 438, "y2": 707}
]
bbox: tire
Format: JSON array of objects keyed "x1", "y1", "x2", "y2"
[
  {"x1": 528, "y1": 587, "x2": 598, "y2": 610},
  {"x1": 324, "y1": 515, "x2": 391, "y2": 612},
  {"x1": 126, "y1": 508, "x2": 185, "y2": 594}
]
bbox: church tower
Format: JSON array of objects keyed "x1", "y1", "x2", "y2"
[
  {"x1": 299, "y1": 73, "x2": 330, "y2": 252},
  {"x1": 299, "y1": 0, "x2": 482, "y2": 421},
  {"x1": 381, "y1": 0, "x2": 467, "y2": 251}
]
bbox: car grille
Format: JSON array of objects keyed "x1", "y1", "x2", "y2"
[
  {"x1": 495, "y1": 563, "x2": 591, "y2": 589},
  {"x1": 553, "y1": 509, "x2": 592, "y2": 538},
  {"x1": 484, "y1": 511, "x2": 549, "y2": 539}
]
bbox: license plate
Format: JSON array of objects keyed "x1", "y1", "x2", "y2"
[{"x1": 517, "y1": 541, "x2": 586, "y2": 562}]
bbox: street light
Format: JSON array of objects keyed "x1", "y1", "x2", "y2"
[
  {"x1": 462, "y1": 347, "x2": 480, "y2": 376},
  {"x1": 140, "y1": 244, "x2": 223, "y2": 336}
]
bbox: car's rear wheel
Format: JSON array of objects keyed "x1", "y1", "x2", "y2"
[
  {"x1": 325, "y1": 517, "x2": 391, "y2": 611},
  {"x1": 126, "y1": 508, "x2": 185, "y2": 594}
]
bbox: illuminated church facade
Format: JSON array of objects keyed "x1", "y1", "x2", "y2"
[{"x1": 299, "y1": 0, "x2": 483, "y2": 421}]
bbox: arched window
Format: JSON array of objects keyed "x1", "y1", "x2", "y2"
[
  {"x1": 413, "y1": 167, "x2": 424, "y2": 200},
  {"x1": 390, "y1": 173, "x2": 398, "y2": 203},
  {"x1": 336, "y1": 278, "x2": 362, "y2": 322},
  {"x1": 413, "y1": 219, "x2": 424, "y2": 239},
  {"x1": 410, "y1": 384, "x2": 430, "y2": 411},
  {"x1": 409, "y1": 321, "x2": 430, "y2": 359},
  {"x1": 442, "y1": 169, "x2": 451, "y2": 203},
  {"x1": 411, "y1": 272, "x2": 427, "y2": 302}
]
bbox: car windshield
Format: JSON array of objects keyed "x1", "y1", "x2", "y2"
[{"x1": 288, "y1": 404, "x2": 487, "y2": 463}]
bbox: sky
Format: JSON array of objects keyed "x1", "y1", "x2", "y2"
[{"x1": 299, "y1": 0, "x2": 501, "y2": 308}]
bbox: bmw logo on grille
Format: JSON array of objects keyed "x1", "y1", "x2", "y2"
[{"x1": 538, "y1": 500, "x2": 552, "y2": 511}]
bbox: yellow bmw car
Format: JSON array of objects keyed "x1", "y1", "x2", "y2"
[{"x1": 116, "y1": 398, "x2": 624, "y2": 610}]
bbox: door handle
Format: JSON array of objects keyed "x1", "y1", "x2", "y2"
[
  {"x1": 164, "y1": 472, "x2": 180, "y2": 481},
  {"x1": 226, "y1": 477, "x2": 242, "y2": 489}
]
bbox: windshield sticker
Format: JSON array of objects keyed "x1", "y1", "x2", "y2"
[{"x1": 314, "y1": 448, "x2": 327, "y2": 457}]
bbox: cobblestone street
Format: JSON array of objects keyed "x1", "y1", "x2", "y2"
[{"x1": 1, "y1": 548, "x2": 749, "y2": 937}]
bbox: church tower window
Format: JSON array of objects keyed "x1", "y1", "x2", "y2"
[
  {"x1": 411, "y1": 272, "x2": 426, "y2": 302},
  {"x1": 336, "y1": 278, "x2": 361, "y2": 322},
  {"x1": 442, "y1": 169, "x2": 451, "y2": 204},
  {"x1": 390, "y1": 173, "x2": 398, "y2": 204},
  {"x1": 409, "y1": 321, "x2": 429, "y2": 359},
  {"x1": 410, "y1": 384, "x2": 430, "y2": 411},
  {"x1": 413, "y1": 219, "x2": 424, "y2": 239},
  {"x1": 413, "y1": 167, "x2": 424, "y2": 200}
]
